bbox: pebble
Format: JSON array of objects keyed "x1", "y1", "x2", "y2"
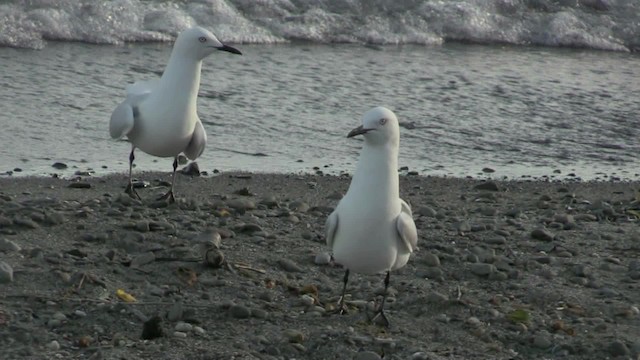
[
  {"x1": 193, "y1": 326, "x2": 206, "y2": 335},
  {"x1": 278, "y1": 258, "x2": 303, "y2": 272},
  {"x1": 174, "y1": 322, "x2": 193, "y2": 332},
  {"x1": 354, "y1": 351, "x2": 382, "y2": 360},
  {"x1": 283, "y1": 329, "x2": 304, "y2": 343},
  {"x1": 532, "y1": 333, "x2": 552, "y2": 349},
  {"x1": 314, "y1": 252, "x2": 331, "y2": 265},
  {"x1": 180, "y1": 162, "x2": 200, "y2": 176},
  {"x1": 470, "y1": 263, "x2": 496, "y2": 276},
  {"x1": 227, "y1": 199, "x2": 256, "y2": 211},
  {"x1": 166, "y1": 303, "x2": 184, "y2": 322},
  {"x1": 415, "y1": 206, "x2": 437, "y2": 217},
  {"x1": 300, "y1": 294, "x2": 315, "y2": 307},
  {"x1": 607, "y1": 340, "x2": 630, "y2": 357},
  {"x1": 130, "y1": 252, "x2": 156, "y2": 268},
  {"x1": 0, "y1": 261, "x2": 14, "y2": 283},
  {"x1": 474, "y1": 181, "x2": 499, "y2": 191},
  {"x1": 173, "y1": 331, "x2": 188, "y2": 338},
  {"x1": 0, "y1": 238, "x2": 20, "y2": 252},
  {"x1": 531, "y1": 228, "x2": 554, "y2": 241},
  {"x1": 46, "y1": 340, "x2": 60, "y2": 351},
  {"x1": 229, "y1": 304, "x2": 251, "y2": 319},
  {"x1": 68, "y1": 182, "x2": 91, "y2": 189},
  {"x1": 13, "y1": 217, "x2": 39, "y2": 229},
  {"x1": 51, "y1": 162, "x2": 67, "y2": 169},
  {"x1": 484, "y1": 236, "x2": 506, "y2": 245},
  {"x1": 422, "y1": 253, "x2": 440, "y2": 267}
]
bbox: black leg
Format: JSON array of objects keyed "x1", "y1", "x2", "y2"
[
  {"x1": 158, "y1": 157, "x2": 177, "y2": 203},
  {"x1": 125, "y1": 147, "x2": 141, "y2": 200},
  {"x1": 371, "y1": 271, "x2": 391, "y2": 327},
  {"x1": 335, "y1": 269, "x2": 349, "y2": 314}
]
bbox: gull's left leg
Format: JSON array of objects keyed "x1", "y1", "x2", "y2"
[
  {"x1": 158, "y1": 157, "x2": 177, "y2": 203},
  {"x1": 371, "y1": 270, "x2": 391, "y2": 327}
]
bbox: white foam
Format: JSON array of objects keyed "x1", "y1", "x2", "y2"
[{"x1": 0, "y1": 0, "x2": 637, "y2": 50}]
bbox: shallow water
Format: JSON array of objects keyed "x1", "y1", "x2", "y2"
[{"x1": 0, "y1": 42, "x2": 639, "y2": 180}]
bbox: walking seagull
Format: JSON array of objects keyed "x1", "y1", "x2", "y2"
[
  {"x1": 325, "y1": 106, "x2": 418, "y2": 327},
  {"x1": 109, "y1": 26, "x2": 241, "y2": 202}
]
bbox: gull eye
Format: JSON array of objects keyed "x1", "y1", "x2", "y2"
[
  {"x1": 198, "y1": 37, "x2": 207, "y2": 43},
  {"x1": 379, "y1": 118, "x2": 387, "y2": 125}
]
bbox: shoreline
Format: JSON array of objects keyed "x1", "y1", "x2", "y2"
[{"x1": 0, "y1": 171, "x2": 638, "y2": 359}]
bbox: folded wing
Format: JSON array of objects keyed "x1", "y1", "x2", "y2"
[
  {"x1": 325, "y1": 210, "x2": 339, "y2": 248},
  {"x1": 396, "y1": 199, "x2": 418, "y2": 252},
  {"x1": 184, "y1": 119, "x2": 207, "y2": 160}
]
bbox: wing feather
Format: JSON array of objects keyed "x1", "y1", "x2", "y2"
[
  {"x1": 109, "y1": 101, "x2": 134, "y2": 139},
  {"x1": 184, "y1": 119, "x2": 207, "y2": 160},
  {"x1": 325, "y1": 210, "x2": 339, "y2": 248},
  {"x1": 396, "y1": 199, "x2": 418, "y2": 252}
]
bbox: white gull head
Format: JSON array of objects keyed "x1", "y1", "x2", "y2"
[
  {"x1": 172, "y1": 26, "x2": 242, "y2": 61},
  {"x1": 347, "y1": 106, "x2": 400, "y2": 148}
]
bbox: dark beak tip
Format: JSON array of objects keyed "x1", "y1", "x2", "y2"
[{"x1": 220, "y1": 44, "x2": 242, "y2": 55}]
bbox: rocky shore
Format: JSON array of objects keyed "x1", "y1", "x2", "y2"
[{"x1": 0, "y1": 171, "x2": 638, "y2": 360}]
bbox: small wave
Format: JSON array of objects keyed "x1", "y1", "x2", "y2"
[{"x1": 0, "y1": 0, "x2": 637, "y2": 52}]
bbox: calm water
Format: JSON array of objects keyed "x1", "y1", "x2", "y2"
[{"x1": 0, "y1": 42, "x2": 639, "y2": 180}]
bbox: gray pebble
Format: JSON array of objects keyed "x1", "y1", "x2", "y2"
[
  {"x1": 470, "y1": 263, "x2": 496, "y2": 276},
  {"x1": 314, "y1": 252, "x2": 331, "y2": 265},
  {"x1": 354, "y1": 351, "x2": 382, "y2": 360},
  {"x1": 475, "y1": 181, "x2": 499, "y2": 191},
  {"x1": 46, "y1": 340, "x2": 60, "y2": 351},
  {"x1": 173, "y1": 331, "x2": 188, "y2": 338},
  {"x1": 283, "y1": 329, "x2": 304, "y2": 343},
  {"x1": 0, "y1": 261, "x2": 13, "y2": 283},
  {"x1": 230, "y1": 304, "x2": 251, "y2": 319},
  {"x1": 174, "y1": 322, "x2": 193, "y2": 332},
  {"x1": 166, "y1": 303, "x2": 184, "y2": 322},
  {"x1": 130, "y1": 252, "x2": 156, "y2": 268},
  {"x1": 0, "y1": 238, "x2": 20, "y2": 252},
  {"x1": 68, "y1": 182, "x2": 91, "y2": 189},
  {"x1": 422, "y1": 253, "x2": 441, "y2": 267},
  {"x1": 573, "y1": 264, "x2": 591, "y2": 277},
  {"x1": 531, "y1": 228, "x2": 554, "y2": 241},
  {"x1": 227, "y1": 199, "x2": 256, "y2": 211},
  {"x1": 278, "y1": 258, "x2": 303, "y2": 272},
  {"x1": 135, "y1": 220, "x2": 150, "y2": 232},
  {"x1": 607, "y1": 340, "x2": 630, "y2": 357},
  {"x1": 252, "y1": 308, "x2": 268, "y2": 319},
  {"x1": 415, "y1": 206, "x2": 437, "y2": 217},
  {"x1": 13, "y1": 216, "x2": 39, "y2": 229},
  {"x1": 43, "y1": 211, "x2": 64, "y2": 225},
  {"x1": 484, "y1": 236, "x2": 506, "y2": 245},
  {"x1": 532, "y1": 333, "x2": 552, "y2": 349},
  {"x1": 289, "y1": 201, "x2": 310, "y2": 213}
]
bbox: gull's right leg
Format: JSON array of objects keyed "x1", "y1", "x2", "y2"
[{"x1": 125, "y1": 146, "x2": 141, "y2": 200}]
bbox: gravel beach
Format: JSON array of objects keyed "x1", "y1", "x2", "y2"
[{"x1": 0, "y1": 171, "x2": 638, "y2": 360}]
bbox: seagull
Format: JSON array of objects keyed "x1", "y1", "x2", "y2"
[
  {"x1": 325, "y1": 106, "x2": 418, "y2": 327},
  {"x1": 109, "y1": 26, "x2": 242, "y2": 202}
]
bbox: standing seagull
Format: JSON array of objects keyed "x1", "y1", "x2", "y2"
[
  {"x1": 325, "y1": 106, "x2": 418, "y2": 327},
  {"x1": 109, "y1": 26, "x2": 242, "y2": 202}
]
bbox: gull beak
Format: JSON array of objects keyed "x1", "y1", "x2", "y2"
[
  {"x1": 347, "y1": 125, "x2": 372, "y2": 138},
  {"x1": 218, "y1": 44, "x2": 242, "y2": 55}
]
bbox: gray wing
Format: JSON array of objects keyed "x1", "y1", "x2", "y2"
[
  {"x1": 325, "y1": 210, "x2": 339, "y2": 248},
  {"x1": 184, "y1": 119, "x2": 207, "y2": 160},
  {"x1": 109, "y1": 101, "x2": 135, "y2": 140},
  {"x1": 396, "y1": 199, "x2": 418, "y2": 252}
]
